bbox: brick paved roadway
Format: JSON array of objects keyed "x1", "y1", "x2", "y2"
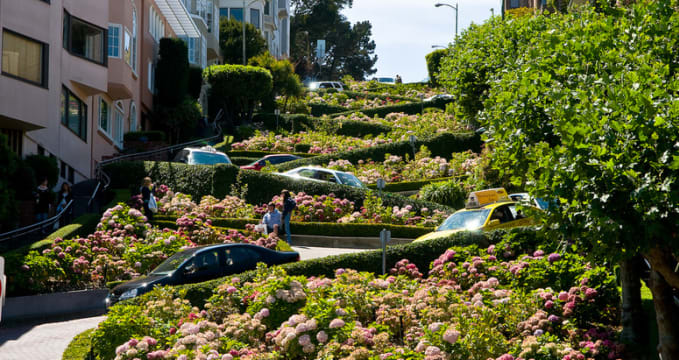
[{"x1": 0, "y1": 315, "x2": 105, "y2": 360}]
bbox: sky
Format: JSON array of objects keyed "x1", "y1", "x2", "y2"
[{"x1": 342, "y1": 0, "x2": 498, "y2": 83}]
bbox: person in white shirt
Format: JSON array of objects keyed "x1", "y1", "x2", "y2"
[{"x1": 261, "y1": 203, "x2": 282, "y2": 235}]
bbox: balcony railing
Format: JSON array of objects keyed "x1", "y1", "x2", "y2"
[{"x1": 182, "y1": 0, "x2": 213, "y2": 28}]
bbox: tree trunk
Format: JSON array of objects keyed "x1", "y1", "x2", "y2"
[
  {"x1": 645, "y1": 246, "x2": 679, "y2": 289},
  {"x1": 619, "y1": 256, "x2": 646, "y2": 359},
  {"x1": 648, "y1": 270, "x2": 679, "y2": 359}
]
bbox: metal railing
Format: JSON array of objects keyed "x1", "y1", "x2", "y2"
[{"x1": 0, "y1": 200, "x2": 73, "y2": 243}]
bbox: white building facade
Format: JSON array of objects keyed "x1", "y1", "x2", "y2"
[{"x1": 217, "y1": 0, "x2": 290, "y2": 59}]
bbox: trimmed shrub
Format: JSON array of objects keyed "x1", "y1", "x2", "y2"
[
  {"x1": 156, "y1": 38, "x2": 189, "y2": 107},
  {"x1": 103, "y1": 161, "x2": 240, "y2": 200},
  {"x1": 188, "y1": 66, "x2": 203, "y2": 100},
  {"x1": 24, "y1": 154, "x2": 58, "y2": 187},
  {"x1": 332, "y1": 119, "x2": 392, "y2": 138},
  {"x1": 276, "y1": 132, "x2": 483, "y2": 172},
  {"x1": 366, "y1": 176, "x2": 458, "y2": 193},
  {"x1": 154, "y1": 216, "x2": 434, "y2": 239},
  {"x1": 227, "y1": 150, "x2": 316, "y2": 158},
  {"x1": 230, "y1": 156, "x2": 260, "y2": 166},
  {"x1": 419, "y1": 178, "x2": 468, "y2": 208},
  {"x1": 341, "y1": 90, "x2": 418, "y2": 102},
  {"x1": 426, "y1": 49, "x2": 447, "y2": 87},
  {"x1": 330, "y1": 96, "x2": 453, "y2": 118},
  {"x1": 252, "y1": 113, "x2": 315, "y2": 132},
  {"x1": 310, "y1": 103, "x2": 349, "y2": 116},
  {"x1": 204, "y1": 64, "x2": 273, "y2": 125},
  {"x1": 293, "y1": 143, "x2": 311, "y2": 153},
  {"x1": 123, "y1": 131, "x2": 166, "y2": 142}
]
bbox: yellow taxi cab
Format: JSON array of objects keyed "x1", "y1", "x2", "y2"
[{"x1": 414, "y1": 188, "x2": 536, "y2": 242}]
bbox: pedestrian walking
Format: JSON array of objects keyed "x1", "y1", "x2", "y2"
[
  {"x1": 140, "y1": 177, "x2": 157, "y2": 222},
  {"x1": 281, "y1": 190, "x2": 296, "y2": 244},
  {"x1": 34, "y1": 178, "x2": 52, "y2": 233},
  {"x1": 56, "y1": 182, "x2": 73, "y2": 227}
]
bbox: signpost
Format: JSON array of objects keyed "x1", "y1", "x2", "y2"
[
  {"x1": 376, "y1": 178, "x2": 386, "y2": 198},
  {"x1": 409, "y1": 135, "x2": 417, "y2": 156},
  {"x1": 380, "y1": 229, "x2": 391, "y2": 275},
  {"x1": 0, "y1": 256, "x2": 5, "y2": 323}
]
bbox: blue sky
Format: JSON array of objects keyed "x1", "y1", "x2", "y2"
[{"x1": 343, "y1": 0, "x2": 498, "y2": 83}]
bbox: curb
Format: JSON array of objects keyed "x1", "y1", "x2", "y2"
[
  {"x1": 2, "y1": 289, "x2": 108, "y2": 322},
  {"x1": 291, "y1": 234, "x2": 412, "y2": 249}
]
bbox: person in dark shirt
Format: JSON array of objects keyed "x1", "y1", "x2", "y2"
[
  {"x1": 34, "y1": 178, "x2": 52, "y2": 233},
  {"x1": 281, "y1": 190, "x2": 296, "y2": 244},
  {"x1": 140, "y1": 177, "x2": 156, "y2": 222}
]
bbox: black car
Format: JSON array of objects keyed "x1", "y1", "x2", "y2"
[
  {"x1": 106, "y1": 244, "x2": 299, "y2": 305},
  {"x1": 240, "y1": 154, "x2": 302, "y2": 171}
]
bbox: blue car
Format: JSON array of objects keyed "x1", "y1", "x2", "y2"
[{"x1": 106, "y1": 244, "x2": 299, "y2": 305}]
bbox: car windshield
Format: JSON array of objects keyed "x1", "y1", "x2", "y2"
[
  {"x1": 436, "y1": 209, "x2": 491, "y2": 232},
  {"x1": 150, "y1": 249, "x2": 197, "y2": 275},
  {"x1": 336, "y1": 172, "x2": 366, "y2": 188},
  {"x1": 189, "y1": 152, "x2": 231, "y2": 165}
]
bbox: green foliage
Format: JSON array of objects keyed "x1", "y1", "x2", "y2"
[
  {"x1": 90, "y1": 304, "x2": 156, "y2": 360},
  {"x1": 24, "y1": 154, "x2": 58, "y2": 187},
  {"x1": 425, "y1": 49, "x2": 447, "y2": 87},
  {"x1": 330, "y1": 96, "x2": 453, "y2": 118},
  {"x1": 248, "y1": 52, "x2": 304, "y2": 111},
  {"x1": 219, "y1": 18, "x2": 267, "y2": 65},
  {"x1": 419, "y1": 178, "x2": 468, "y2": 208},
  {"x1": 310, "y1": 103, "x2": 349, "y2": 116},
  {"x1": 276, "y1": 132, "x2": 483, "y2": 172},
  {"x1": 123, "y1": 131, "x2": 166, "y2": 142},
  {"x1": 61, "y1": 328, "x2": 94, "y2": 360},
  {"x1": 46, "y1": 213, "x2": 101, "y2": 241},
  {"x1": 0, "y1": 134, "x2": 18, "y2": 231},
  {"x1": 204, "y1": 64, "x2": 273, "y2": 126},
  {"x1": 226, "y1": 149, "x2": 316, "y2": 159},
  {"x1": 187, "y1": 66, "x2": 204, "y2": 100},
  {"x1": 229, "y1": 156, "x2": 260, "y2": 166},
  {"x1": 103, "y1": 161, "x2": 240, "y2": 200},
  {"x1": 155, "y1": 98, "x2": 201, "y2": 144},
  {"x1": 155, "y1": 38, "x2": 189, "y2": 107},
  {"x1": 251, "y1": 113, "x2": 316, "y2": 133},
  {"x1": 367, "y1": 176, "x2": 456, "y2": 193}
]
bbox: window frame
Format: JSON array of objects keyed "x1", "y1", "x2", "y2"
[
  {"x1": 63, "y1": 11, "x2": 108, "y2": 66},
  {"x1": 250, "y1": 8, "x2": 260, "y2": 29},
  {"x1": 1, "y1": 28, "x2": 49, "y2": 88},
  {"x1": 60, "y1": 86, "x2": 88, "y2": 142},
  {"x1": 107, "y1": 23, "x2": 122, "y2": 58},
  {"x1": 98, "y1": 97, "x2": 110, "y2": 135}
]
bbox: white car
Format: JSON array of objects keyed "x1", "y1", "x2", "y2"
[
  {"x1": 309, "y1": 81, "x2": 344, "y2": 91},
  {"x1": 279, "y1": 167, "x2": 366, "y2": 188},
  {"x1": 173, "y1": 146, "x2": 232, "y2": 165}
]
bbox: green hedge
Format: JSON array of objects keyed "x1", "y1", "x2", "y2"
[
  {"x1": 310, "y1": 103, "x2": 349, "y2": 116},
  {"x1": 62, "y1": 328, "x2": 95, "y2": 360},
  {"x1": 153, "y1": 216, "x2": 434, "y2": 239},
  {"x1": 227, "y1": 149, "x2": 316, "y2": 158},
  {"x1": 103, "y1": 161, "x2": 240, "y2": 200},
  {"x1": 123, "y1": 131, "x2": 166, "y2": 142},
  {"x1": 332, "y1": 120, "x2": 392, "y2": 138},
  {"x1": 366, "y1": 176, "x2": 461, "y2": 193},
  {"x1": 230, "y1": 156, "x2": 259, "y2": 166},
  {"x1": 341, "y1": 90, "x2": 418, "y2": 102},
  {"x1": 235, "y1": 169, "x2": 451, "y2": 212},
  {"x1": 252, "y1": 113, "x2": 391, "y2": 138},
  {"x1": 276, "y1": 132, "x2": 482, "y2": 172},
  {"x1": 252, "y1": 113, "x2": 316, "y2": 132},
  {"x1": 330, "y1": 97, "x2": 453, "y2": 118}
]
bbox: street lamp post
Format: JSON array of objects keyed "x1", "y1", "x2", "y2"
[{"x1": 435, "y1": 2, "x2": 459, "y2": 39}]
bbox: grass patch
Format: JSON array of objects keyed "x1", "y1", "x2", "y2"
[
  {"x1": 62, "y1": 328, "x2": 95, "y2": 360},
  {"x1": 105, "y1": 188, "x2": 132, "y2": 209}
]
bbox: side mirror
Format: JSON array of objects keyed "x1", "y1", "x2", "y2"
[{"x1": 489, "y1": 219, "x2": 500, "y2": 227}]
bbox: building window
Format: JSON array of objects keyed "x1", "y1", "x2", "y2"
[
  {"x1": 63, "y1": 12, "x2": 106, "y2": 65},
  {"x1": 510, "y1": 0, "x2": 519, "y2": 8},
  {"x1": 130, "y1": 102, "x2": 137, "y2": 132},
  {"x1": 2, "y1": 30, "x2": 48, "y2": 87},
  {"x1": 250, "y1": 9, "x2": 260, "y2": 29},
  {"x1": 108, "y1": 24, "x2": 121, "y2": 57},
  {"x1": 219, "y1": 7, "x2": 228, "y2": 21},
  {"x1": 264, "y1": 1, "x2": 270, "y2": 15},
  {"x1": 185, "y1": 37, "x2": 201, "y2": 66},
  {"x1": 61, "y1": 86, "x2": 87, "y2": 141},
  {"x1": 99, "y1": 98, "x2": 110, "y2": 134},
  {"x1": 114, "y1": 102, "x2": 124, "y2": 147},
  {"x1": 124, "y1": 29, "x2": 132, "y2": 65},
  {"x1": 131, "y1": 9, "x2": 138, "y2": 72},
  {"x1": 230, "y1": 8, "x2": 243, "y2": 22}
]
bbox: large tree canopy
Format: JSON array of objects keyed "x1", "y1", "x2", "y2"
[
  {"x1": 440, "y1": 1, "x2": 679, "y2": 357},
  {"x1": 291, "y1": 0, "x2": 377, "y2": 80},
  {"x1": 220, "y1": 18, "x2": 267, "y2": 65}
]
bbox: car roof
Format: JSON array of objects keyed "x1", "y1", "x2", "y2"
[
  {"x1": 263, "y1": 154, "x2": 297, "y2": 158},
  {"x1": 287, "y1": 166, "x2": 346, "y2": 175}
]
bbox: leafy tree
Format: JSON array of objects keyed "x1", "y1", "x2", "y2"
[
  {"x1": 155, "y1": 38, "x2": 189, "y2": 107},
  {"x1": 442, "y1": 2, "x2": 679, "y2": 357},
  {"x1": 204, "y1": 64, "x2": 273, "y2": 130},
  {"x1": 425, "y1": 49, "x2": 447, "y2": 87},
  {"x1": 249, "y1": 52, "x2": 304, "y2": 111},
  {"x1": 219, "y1": 18, "x2": 267, "y2": 65},
  {"x1": 24, "y1": 155, "x2": 58, "y2": 188},
  {"x1": 290, "y1": 0, "x2": 376, "y2": 80}
]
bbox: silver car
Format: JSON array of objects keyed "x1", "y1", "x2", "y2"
[
  {"x1": 173, "y1": 146, "x2": 232, "y2": 165},
  {"x1": 279, "y1": 166, "x2": 366, "y2": 188}
]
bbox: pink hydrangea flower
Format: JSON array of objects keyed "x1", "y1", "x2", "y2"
[{"x1": 329, "y1": 318, "x2": 345, "y2": 329}]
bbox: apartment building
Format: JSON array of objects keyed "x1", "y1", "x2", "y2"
[
  {"x1": 0, "y1": 0, "x2": 214, "y2": 185},
  {"x1": 217, "y1": 0, "x2": 290, "y2": 59},
  {"x1": 504, "y1": 0, "x2": 548, "y2": 11}
]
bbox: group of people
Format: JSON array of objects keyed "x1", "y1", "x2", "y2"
[
  {"x1": 139, "y1": 177, "x2": 297, "y2": 244},
  {"x1": 34, "y1": 179, "x2": 73, "y2": 231}
]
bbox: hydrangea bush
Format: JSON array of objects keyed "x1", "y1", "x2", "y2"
[{"x1": 92, "y1": 241, "x2": 622, "y2": 360}]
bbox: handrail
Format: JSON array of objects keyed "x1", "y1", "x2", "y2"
[
  {"x1": 0, "y1": 199, "x2": 73, "y2": 242},
  {"x1": 88, "y1": 181, "x2": 101, "y2": 208}
]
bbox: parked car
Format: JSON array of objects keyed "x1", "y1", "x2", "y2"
[
  {"x1": 309, "y1": 81, "x2": 344, "y2": 91},
  {"x1": 509, "y1": 193, "x2": 557, "y2": 211},
  {"x1": 240, "y1": 154, "x2": 302, "y2": 171},
  {"x1": 173, "y1": 146, "x2": 232, "y2": 165},
  {"x1": 106, "y1": 244, "x2": 299, "y2": 305},
  {"x1": 373, "y1": 77, "x2": 396, "y2": 84},
  {"x1": 279, "y1": 166, "x2": 367, "y2": 188},
  {"x1": 415, "y1": 188, "x2": 538, "y2": 242}
]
